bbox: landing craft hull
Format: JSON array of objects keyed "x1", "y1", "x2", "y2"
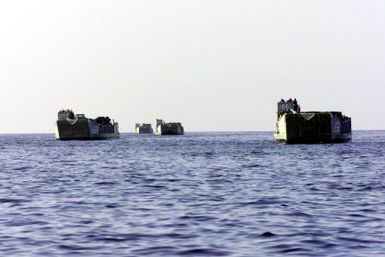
[
  {"x1": 274, "y1": 133, "x2": 352, "y2": 144},
  {"x1": 274, "y1": 112, "x2": 351, "y2": 144},
  {"x1": 55, "y1": 120, "x2": 119, "y2": 140},
  {"x1": 156, "y1": 125, "x2": 184, "y2": 135},
  {"x1": 159, "y1": 130, "x2": 184, "y2": 135},
  {"x1": 135, "y1": 129, "x2": 153, "y2": 134}
]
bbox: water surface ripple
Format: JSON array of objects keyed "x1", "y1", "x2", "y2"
[{"x1": 0, "y1": 131, "x2": 384, "y2": 256}]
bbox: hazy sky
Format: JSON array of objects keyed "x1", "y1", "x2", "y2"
[{"x1": 1, "y1": 0, "x2": 385, "y2": 133}]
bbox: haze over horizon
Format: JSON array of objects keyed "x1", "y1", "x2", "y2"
[{"x1": 1, "y1": 0, "x2": 385, "y2": 133}]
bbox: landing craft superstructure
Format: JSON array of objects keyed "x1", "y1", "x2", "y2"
[
  {"x1": 156, "y1": 119, "x2": 184, "y2": 135},
  {"x1": 274, "y1": 99, "x2": 351, "y2": 144},
  {"x1": 55, "y1": 110, "x2": 119, "y2": 140}
]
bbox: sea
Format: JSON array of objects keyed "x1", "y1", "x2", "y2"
[{"x1": 0, "y1": 131, "x2": 384, "y2": 257}]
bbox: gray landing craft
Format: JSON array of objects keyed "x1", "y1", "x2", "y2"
[
  {"x1": 135, "y1": 123, "x2": 153, "y2": 134},
  {"x1": 156, "y1": 119, "x2": 184, "y2": 135},
  {"x1": 274, "y1": 99, "x2": 351, "y2": 144},
  {"x1": 55, "y1": 110, "x2": 119, "y2": 140}
]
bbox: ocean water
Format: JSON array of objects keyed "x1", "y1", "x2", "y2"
[{"x1": 0, "y1": 131, "x2": 384, "y2": 257}]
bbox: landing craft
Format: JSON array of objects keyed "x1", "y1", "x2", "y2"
[
  {"x1": 55, "y1": 110, "x2": 119, "y2": 140},
  {"x1": 135, "y1": 123, "x2": 153, "y2": 134},
  {"x1": 274, "y1": 99, "x2": 351, "y2": 144},
  {"x1": 155, "y1": 119, "x2": 184, "y2": 135}
]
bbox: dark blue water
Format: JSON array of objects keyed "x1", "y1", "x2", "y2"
[{"x1": 0, "y1": 131, "x2": 384, "y2": 256}]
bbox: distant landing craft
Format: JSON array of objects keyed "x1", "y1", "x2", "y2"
[
  {"x1": 135, "y1": 123, "x2": 153, "y2": 134},
  {"x1": 155, "y1": 119, "x2": 184, "y2": 135}
]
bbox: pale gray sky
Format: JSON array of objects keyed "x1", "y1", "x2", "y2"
[{"x1": 1, "y1": 0, "x2": 384, "y2": 133}]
